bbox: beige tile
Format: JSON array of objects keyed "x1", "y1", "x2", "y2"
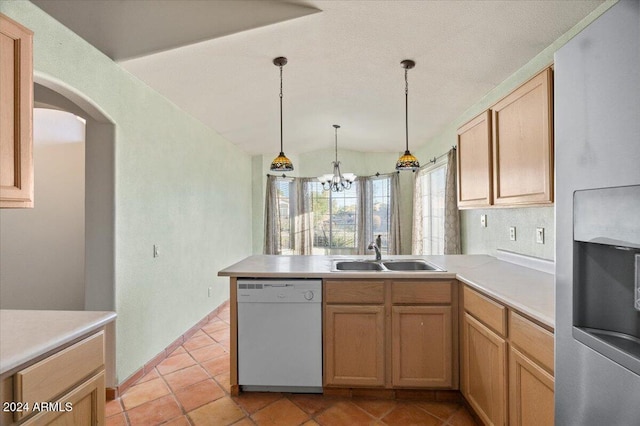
[
  {"x1": 126, "y1": 394, "x2": 182, "y2": 426},
  {"x1": 136, "y1": 368, "x2": 159, "y2": 384},
  {"x1": 105, "y1": 412, "x2": 127, "y2": 426},
  {"x1": 174, "y1": 379, "x2": 226, "y2": 412},
  {"x1": 163, "y1": 364, "x2": 210, "y2": 391},
  {"x1": 184, "y1": 333, "x2": 216, "y2": 351},
  {"x1": 353, "y1": 398, "x2": 397, "y2": 419},
  {"x1": 202, "y1": 353, "x2": 231, "y2": 377},
  {"x1": 233, "y1": 392, "x2": 283, "y2": 415},
  {"x1": 287, "y1": 394, "x2": 338, "y2": 416},
  {"x1": 381, "y1": 403, "x2": 442, "y2": 426},
  {"x1": 121, "y1": 377, "x2": 171, "y2": 410},
  {"x1": 157, "y1": 352, "x2": 196, "y2": 375},
  {"x1": 447, "y1": 406, "x2": 479, "y2": 426},
  {"x1": 189, "y1": 343, "x2": 227, "y2": 363},
  {"x1": 105, "y1": 398, "x2": 123, "y2": 417},
  {"x1": 188, "y1": 397, "x2": 245, "y2": 426},
  {"x1": 251, "y1": 398, "x2": 309, "y2": 426},
  {"x1": 315, "y1": 401, "x2": 374, "y2": 426},
  {"x1": 415, "y1": 401, "x2": 460, "y2": 421},
  {"x1": 215, "y1": 371, "x2": 232, "y2": 394}
]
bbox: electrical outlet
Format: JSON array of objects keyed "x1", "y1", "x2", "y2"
[
  {"x1": 536, "y1": 227, "x2": 545, "y2": 244},
  {"x1": 481, "y1": 214, "x2": 487, "y2": 228},
  {"x1": 153, "y1": 244, "x2": 159, "y2": 258},
  {"x1": 509, "y1": 227, "x2": 516, "y2": 241}
]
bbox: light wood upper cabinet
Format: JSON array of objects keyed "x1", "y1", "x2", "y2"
[
  {"x1": 457, "y1": 111, "x2": 492, "y2": 208},
  {"x1": 392, "y1": 305, "x2": 452, "y2": 388},
  {"x1": 492, "y1": 68, "x2": 553, "y2": 206},
  {"x1": 0, "y1": 14, "x2": 33, "y2": 208}
]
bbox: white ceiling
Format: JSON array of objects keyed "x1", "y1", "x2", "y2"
[{"x1": 33, "y1": 0, "x2": 603, "y2": 156}]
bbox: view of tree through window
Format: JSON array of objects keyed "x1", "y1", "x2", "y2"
[{"x1": 273, "y1": 177, "x2": 393, "y2": 255}]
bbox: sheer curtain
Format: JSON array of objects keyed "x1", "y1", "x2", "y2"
[
  {"x1": 443, "y1": 149, "x2": 461, "y2": 254},
  {"x1": 356, "y1": 173, "x2": 401, "y2": 255},
  {"x1": 263, "y1": 175, "x2": 281, "y2": 254},
  {"x1": 292, "y1": 178, "x2": 314, "y2": 255},
  {"x1": 412, "y1": 169, "x2": 425, "y2": 255}
]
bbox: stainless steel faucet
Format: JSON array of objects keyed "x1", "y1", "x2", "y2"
[{"x1": 368, "y1": 235, "x2": 383, "y2": 261}]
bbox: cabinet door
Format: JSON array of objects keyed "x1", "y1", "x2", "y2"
[
  {"x1": 0, "y1": 14, "x2": 33, "y2": 208},
  {"x1": 509, "y1": 347, "x2": 554, "y2": 426},
  {"x1": 492, "y1": 68, "x2": 553, "y2": 206},
  {"x1": 392, "y1": 306, "x2": 452, "y2": 388},
  {"x1": 23, "y1": 371, "x2": 105, "y2": 426},
  {"x1": 461, "y1": 313, "x2": 507, "y2": 426},
  {"x1": 324, "y1": 305, "x2": 385, "y2": 387},
  {"x1": 457, "y1": 111, "x2": 492, "y2": 208}
]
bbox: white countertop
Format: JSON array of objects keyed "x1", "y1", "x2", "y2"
[
  {"x1": 219, "y1": 254, "x2": 555, "y2": 329},
  {"x1": 0, "y1": 310, "x2": 116, "y2": 376}
]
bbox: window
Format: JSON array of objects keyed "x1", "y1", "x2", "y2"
[
  {"x1": 269, "y1": 175, "x2": 394, "y2": 255},
  {"x1": 417, "y1": 162, "x2": 447, "y2": 255}
]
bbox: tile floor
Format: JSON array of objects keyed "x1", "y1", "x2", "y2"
[{"x1": 106, "y1": 305, "x2": 478, "y2": 426}]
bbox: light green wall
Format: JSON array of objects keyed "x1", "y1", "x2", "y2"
[
  {"x1": 1, "y1": 1, "x2": 253, "y2": 383},
  {"x1": 412, "y1": 0, "x2": 616, "y2": 260},
  {"x1": 251, "y1": 149, "x2": 414, "y2": 255}
]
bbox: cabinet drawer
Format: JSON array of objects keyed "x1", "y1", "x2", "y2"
[
  {"x1": 463, "y1": 286, "x2": 507, "y2": 337},
  {"x1": 391, "y1": 281, "x2": 452, "y2": 304},
  {"x1": 509, "y1": 312, "x2": 554, "y2": 373},
  {"x1": 15, "y1": 331, "x2": 104, "y2": 417},
  {"x1": 325, "y1": 280, "x2": 385, "y2": 304}
]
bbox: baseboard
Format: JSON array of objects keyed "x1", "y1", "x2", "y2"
[{"x1": 107, "y1": 300, "x2": 229, "y2": 400}]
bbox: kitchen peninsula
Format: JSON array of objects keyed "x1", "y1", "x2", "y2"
[{"x1": 219, "y1": 253, "x2": 555, "y2": 425}]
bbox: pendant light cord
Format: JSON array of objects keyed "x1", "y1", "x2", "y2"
[
  {"x1": 279, "y1": 64, "x2": 284, "y2": 154},
  {"x1": 334, "y1": 126, "x2": 338, "y2": 163},
  {"x1": 405, "y1": 68, "x2": 409, "y2": 152}
]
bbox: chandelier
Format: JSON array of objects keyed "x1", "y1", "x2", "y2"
[{"x1": 318, "y1": 125, "x2": 356, "y2": 192}]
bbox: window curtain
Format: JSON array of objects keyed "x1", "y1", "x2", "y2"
[
  {"x1": 356, "y1": 173, "x2": 401, "y2": 255},
  {"x1": 443, "y1": 148, "x2": 461, "y2": 254},
  {"x1": 388, "y1": 173, "x2": 402, "y2": 254},
  {"x1": 356, "y1": 178, "x2": 373, "y2": 255},
  {"x1": 411, "y1": 169, "x2": 425, "y2": 255},
  {"x1": 292, "y1": 178, "x2": 314, "y2": 255},
  {"x1": 263, "y1": 175, "x2": 281, "y2": 254}
]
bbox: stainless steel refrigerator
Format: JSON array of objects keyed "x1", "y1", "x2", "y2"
[{"x1": 555, "y1": 0, "x2": 640, "y2": 424}]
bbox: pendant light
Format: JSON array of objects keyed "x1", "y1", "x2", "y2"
[
  {"x1": 270, "y1": 57, "x2": 294, "y2": 172},
  {"x1": 318, "y1": 125, "x2": 357, "y2": 192},
  {"x1": 396, "y1": 59, "x2": 420, "y2": 171}
]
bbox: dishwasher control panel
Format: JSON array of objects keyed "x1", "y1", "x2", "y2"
[{"x1": 237, "y1": 279, "x2": 322, "y2": 303}]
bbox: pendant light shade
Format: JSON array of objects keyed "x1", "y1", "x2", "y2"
[
  {"x1": 270, "y1": 56, "x2": 294, "y2": 172},
  {"x1": 396, "y1": 59, "x2": 420, "y2": 171},
  {"x1": 317, "y1": 125, "x2": 357, "y2": 192}
]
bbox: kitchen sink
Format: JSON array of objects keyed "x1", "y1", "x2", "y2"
[
  {"x1": 331, "y1": 259, "x2": 444, "y2": 272},
  {"x1": 382, "y1": 260, "x2": 441, "y2": 271},
  {"x1": 333, "y1": 261, "x2": 385, "y2": 271}
]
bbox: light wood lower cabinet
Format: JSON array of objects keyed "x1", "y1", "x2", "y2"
[
  {"x1": 324, "y1": 279, "x2": 456, "y2": 390},
  {"x1": 461, "y1": 285, "x2": 555, "y2": 426},
  {"x1": 392, "y1": 306, "x2": 452, "y2": 388},
  {"x1": 0, "y1": 331, "x2": 106, "y2": 425},
  {"x1": 509, "y1": 347, "x2": 554, "y2": 426},
  {"x1": 462, "y1": 312, "x2": 507, "y2": 426},
  {"x1": 324, "y1": 304, "x2": 385, "y2": 387}
]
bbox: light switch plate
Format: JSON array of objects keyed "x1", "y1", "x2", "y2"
[
  {"x1": 481, "y1": 215, "x2": 487, "y2": 228},
  {"x1": 536, "y1": 227, "x2": 545, "y2": 244},
  {"x1": 509, "y1": 227, "x2": 516, "y2": 241}
]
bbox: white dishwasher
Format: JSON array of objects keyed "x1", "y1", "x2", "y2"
[{"x1": 237, "y1": 279, "x2": 322, "y2": 393}]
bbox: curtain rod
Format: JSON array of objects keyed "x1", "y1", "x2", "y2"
[{"x1": 418, "y1": 146, "x2": 456, "y2": 171}]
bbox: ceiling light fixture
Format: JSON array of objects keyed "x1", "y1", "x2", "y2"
[
  {"x1": 270, "y1": 56, "x2": 294, "y2": 172},
  {"x1": 396, "y1": 59, "x2": 420, "y2": 171},
  {"x1": 318, "y1": 124, "x2": 356, "y2": 192}
]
